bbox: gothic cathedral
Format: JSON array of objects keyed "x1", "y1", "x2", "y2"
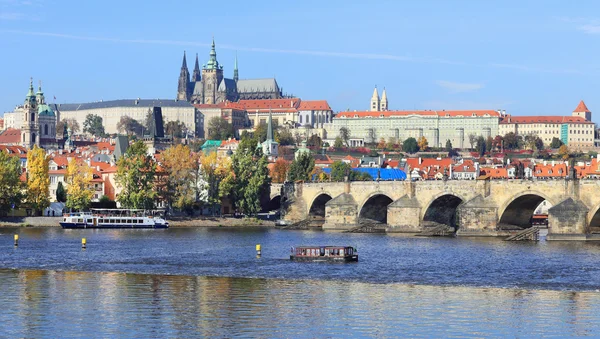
[{"x1": 177, "y1": 39, "x2": 287, "y2": 104}]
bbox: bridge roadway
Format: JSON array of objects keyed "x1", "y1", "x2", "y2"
[{"x1": 270, "y1": 179, "x2": 600, "y2": 240}]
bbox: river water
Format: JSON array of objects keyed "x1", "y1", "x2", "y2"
[{"x1": 1, "y1": 227, "x2": 600, "y2": 337}]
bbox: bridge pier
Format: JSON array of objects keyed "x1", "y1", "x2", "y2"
[
  {"x1": 456, "y1": 195, "x2": 499, "y2": 237},
  {"x1": 322, "y1": 193, "x2": 358, "y2": 230},
  {"x1": 547, "y1": 198, "x2": 589, "y2": 241},
  {"x1": 387, "y1": 195, "x2": 422, "y2": 233}
]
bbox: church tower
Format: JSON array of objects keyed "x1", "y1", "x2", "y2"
[
  {"x1": 370, "y1": 86, "x2": 380, "y2": 112},
  {"x1": 573, "y1": 100, "x2": 592, "y2": 121},
  {"x1": 380, "y1": 87, "x2": 388, "y2": 111},
  {"x1": 21, "y1": 78, "x2": 39, "y2": 149},
  {"x1": 233, "y1": 53, "x2": 239, "y2": 82},
  {"x1": 202, "y1": 38, "x2": 224, "y2": 104},
  {"x1": 192, "y1": 53, "x2": 201, "y2": 82},
  {"x1": 177, "y1": 51, "x2": 191, "y2": 101}
]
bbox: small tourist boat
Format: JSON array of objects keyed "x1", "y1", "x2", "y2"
[
  {"x1": 60, "y1": 209, "x2": 168, "y2": 229},
  {"x1": 290, "y1": 246, "x2": 358, "y2": 262}
]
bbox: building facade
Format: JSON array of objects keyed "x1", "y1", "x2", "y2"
[
  {"x1": 499, "y1": 101, "x2": 595, "y2": 149},
  {"x1": 177, "y1": 39, "x2": 287, "y2": 104},
  {"x1": 325, "y1": 109, "x2": 501, "y2": 148}
]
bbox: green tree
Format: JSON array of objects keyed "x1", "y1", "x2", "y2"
[
  {"x1": 117, "y1": 116, "x2": 144, "y2": 136},
  {"x1": 288, "y1": 152, "x2": 315, "y2": 182},
  {"x1": 550, "y1": 137, "x2": 563, "y2": 149},
  {"x1": 503, "y1": 132, "x2": 522, "y2": 150},
  {"x1": 486, "y1": 136, "x2": 493, "y2": 154},
  {"x1": 276, "y1": 128, "x2": 294, "y2": 146},
  {"x1": 307, "y1": 134, "x2": 323, "y2": 149},
  {"x1": 339, "y1": 127, "x2": 350, "y2": 147},
  {"x1": 56, "y1": 181, "x2": 66, "y2": 203},
  {"x1": 144, "y1": 109, "x2": 155, "y2": 134},
  {"x1": 329, "y1": 161, "x2": 372, "y2": 181},
  {"x1": 334, "y1": 136, "x2": 344, "y2": 148},
  {"x1": 83, "y1": 114, "x2": 106, "y2": 137},
  {"x1": 403, "y1": 137, "x2": 419, "y2": 153},
  {"x1": 165, "y1": 120, "x2": 186, "y2": 138},
  {"x1": 534, "y1": 137, "x2": 544, "y2": 150},
  {"x1": 207, "y1": 116, "x2": 233, "y2": 140},
  {"x1": 445, "y1": 139, "x2": 453, "y2": 152},
  {"x1": 115, "y1": 140, "x2": 157, "y2": 209},
  {"x1": 468, "y1": 134, "x2": 476, "y2": 150},
  {"x1": 230, "y1": 148, "x2": 271, "y2": 216},
  {"x1": 0, "y1": 151, "x2": 24, "y2": 216},
  {"x1": 475, "y1": 136, "x2": 486, "y2": 157}
]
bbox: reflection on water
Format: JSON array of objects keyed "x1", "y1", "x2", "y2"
[{"x1": 1, "y1": 269, "x2": 598, "y2": 338}]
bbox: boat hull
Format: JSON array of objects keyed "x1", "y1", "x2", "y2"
[
  {"x1": 60, "y1": 222, "x2": 168, "y2": 229},
  {"x1": 290, "y1": 255, "x2": 358, "y2": 262}
]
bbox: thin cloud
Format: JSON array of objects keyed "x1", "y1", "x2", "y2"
[
  {"x1": 577, "y1": 24, "x2": 600, "y2": 34},
  {"x1": 488, "y1": 63, "x2": 585, "y2": 75},
  {"x1": 435, "y1": 80, "x2": 484, "y2": 93},
  {"x1": 0, "y1": 12, "x2": 23, "y2": 20}
]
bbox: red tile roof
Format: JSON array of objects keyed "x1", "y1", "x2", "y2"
[
  {"x1": 0, "y1": 128, "x2": 21, "y2": 144},
  {"x1": 239, "y1": 99, "x2": 301, "y2": 110},
  {"x1": 500, "y1": 115, "x2": 593, "y2": 124},
  {"x1": 0, "y1": 145, "x2": 27, "y2": 158},
  {"x1": 405, "y1": 158, "x2": 454, "y2": 170},
  {"x1": 298, "y1": 100, "x2": 332, "y2": 111},
  {"x1": 533, "y1": 163, "x2": 567, "y2": 177},
  {"x1": 336, "y1": 110, "x2": 500, "y2": 118},
  {"x1": 574, "y1": 100, "x2": 591, "y2": 112}
]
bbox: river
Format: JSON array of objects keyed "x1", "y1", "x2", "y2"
[{"x1": 1, "y1": 227, "x2": 599, "y2": 337}]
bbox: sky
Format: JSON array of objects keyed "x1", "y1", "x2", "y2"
[{"x1": 2, "y1": 0, "x2": 600, "y2": 123}]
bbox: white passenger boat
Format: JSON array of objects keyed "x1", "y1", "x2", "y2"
[{"x1": 60, "y1": 209, "x2": 168, "y2": 229}]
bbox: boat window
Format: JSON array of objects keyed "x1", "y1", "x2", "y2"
[
  {"x1": 340, "y1": 249, "x2": 345, "y2": 256},
  {"x1": 78, "y1": 219, "x2": 83, "y2": 223},
  {"x1": 121, "y1": 219, "x2": 126, "y2": 224},
  {"x1": 320, "y1": 247, "x2": 325, "y2": 256}
]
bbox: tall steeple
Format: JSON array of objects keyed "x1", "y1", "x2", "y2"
[
  {"x1": 205, "y1": 37, "x2": 220, "y2": 70},
  {"x1": 266, "y1": 109, "x2": 274, "y2": 141},
  {"x1": 380, "y1": 87, "x2": 388, "y2": 111},
  {"x1": 233, "y1": 53, "x2": 239, "y2": 82},
  {"x1": 177, "y1": 51, "x2": 191, "y2": 101},
  {"x1": 370, "y1": 86, "x2": 380, "y2": 112},
  {"x1": 36, "y1": 80, "x2": 45, "y2": 105},
  {"x1": 192, "y1": 53, "x2": 201, "y2": 82}
]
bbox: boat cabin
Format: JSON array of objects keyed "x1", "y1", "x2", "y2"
[{"x1": 290, "y1": 246, "x2": 358, "y2": 262}]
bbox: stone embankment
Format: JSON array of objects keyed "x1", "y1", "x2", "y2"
[{"x1": 0, "y1": 217, "x2": 62, "y2": 227}]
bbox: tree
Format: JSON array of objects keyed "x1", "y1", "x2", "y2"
[
  {"x1": 160, "y1": 144, "x2": 197, "y2": 211},
  {"x1": 339, "y1": 127, "x2": 350, "y2": 147},
  {"x1": 486, "y1": 136, "x2": 493, "y2": 154},
  {"x1": 534, "y1": 137, "x2": 544, "y2": 151},
  {"x1": 468, "y1": 134, "x2": 476, "y2": 150},
  {"x1": 117, "y1": 116, "x2": 144, "y2": 136},
  {"x1": 271, "y1": 158, "x2": 290, "y2": 183},
  {"x1": 57, "y1": 118, "x2": 80, "y2": 136},
  {"x1": 329, "y1": 161, "x2": 372, "y2": 181},
  {"x1": 230, "y1": 148, "x2": 271, "y2": 216},
  {"x1": 115, "y1": 140, "x2": 157, "y2": 209},
  {"x1": 276, "y1": 128, "x2": 295, "y2": 146},
  {"x1": 200, "y1": 151, "x2": 232, "y2": 214},
  {"x1": 377, "y1": 138, "x2": 386, "y2": 150},
  {"x1": 417, "y1": 136, "x2": 429, "y2": 151},
  {"x1": 65, "y1": 159, "x2": 94, "y2": 211},
  {"x1": 445, "y1": 139, "x2": 453, "y2": 152},
  {"x1": 26, "y1": 145, "x2": 50, "y2": 215},
  {"x1": 475, "y1": 136, "x2": 486, "y2": 157},
  {"x1": 165, "y1": 120, "x2": 186, "y2": 138},
  {"x1": 56, "y1": 181, "x2": 66, "y2": 203},
  {"x1": 288, "y1": 152, "x2": 315, "y2": 182},
  {"x1": 0, "y1": 151, "x2": 24, "y2": 216},
  {"x1": 253, "y1": 121, "x2": 278, "y2": 143},
  {"x1": 207, "y1": 116, "x2": 234, "y2": 140},
  {"x1": 334, "y1": 137, "x2": 344, "y2": 148},
  {"x1": 307, "y1": 134, "x2": 323, "y2": 149},
  {"x1": 403, "y1": 137, "x2": 419, "y2": 153},
  {"x1": 558, "y1": 145, "x2": 570, "y2": 160},
  {"x1": 493, "y1": 135, "x2": 503, "y2": 151},
  {"x1": 83, "y1": 114, "x2": 106, "y2": 137},
  {"x1": 503, "y1": 132, "x2": 522, "y2": 150},
  {"x1": 144, "y1": 109, "x2": 155, "y2": 135},
  {"x1": 550, "y1": 137, "x2": 563, "y2": 149}
]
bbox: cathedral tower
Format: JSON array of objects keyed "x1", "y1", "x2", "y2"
[
  {"x1": 380, "y1": 87, "x2": 388, "y2": 111},
  {"x1": 202, "y1": 38, "x2": 224, "y2": 104},
  {"x1": 370, "y1": 86, "x2": 380, "y2": 112},
  {"x1": 233, "y1": 53, "x2": 239, "y2": 82},
  {"x1": 177, "y1": 51, "x2": 191, "y2": 101},
  {"x1": 192, "y1": 53, "x2": 201, "y2": 82},
  {"x1": 21, "y1": 78, "x2": 39, "y2": 149}
]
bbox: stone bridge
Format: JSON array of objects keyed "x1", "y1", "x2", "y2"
[{"x1": 269, "y1": 179, "x2": 600, "y2": 240}]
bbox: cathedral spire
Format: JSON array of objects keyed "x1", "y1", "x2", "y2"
[
  {"x1": 27, "y1": 77, "x2": 35, "y2": 98},
  {"x1": 205, "y1": 37, "x2": 220, "y2": 70},
  {"x1": 192, "y1": 53, "x2": 201, "y2": 82},
  {"x1": 380, "y1": 87, "x2": 388, "y2": 111},
  {"x1": 370, "y1": 86, "x2": 380, "y2": 112},
  {"x1": 233, "y1": 52, "x2": 239, "y2": 82},
  {"x1": 181, "y1": 51, "x2": 188, "y2": 69},
  {"x1": 36, "y1": 80, "x2": 45, "y2": 105},
  {"x1": 266, "y1": 109, "x2": 274, "y2": 141},
  {"x1": 177, "y1": 51, "x2": 191, "y2": 101}
]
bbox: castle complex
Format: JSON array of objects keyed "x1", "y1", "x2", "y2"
[{"x1": 177, "y1": 39, "x2": 287, "y2": 104}]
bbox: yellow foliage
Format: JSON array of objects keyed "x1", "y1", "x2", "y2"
[
  {"x1": 66, "y1": 159, "x2": 94, "y2": 211},
  {"x1": 26, "y1": 145, "x2": 50, "y2": 212},
  {"x1": 418, "y1": 136, "x2": 429, "y2": 151},
  {"x1": 161, "y1": 144, "x2": 197, "y2": 209}
]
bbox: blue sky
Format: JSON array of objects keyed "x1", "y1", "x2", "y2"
[{"x1": 2, "y1": 0, "x2": 600, "y2": 123}]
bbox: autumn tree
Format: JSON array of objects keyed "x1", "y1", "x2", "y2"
[
  {"x1": 417, "y1": 136, "x2": 429, "y2": 151},
  {"x1": 288, "y1": 152, "x2": 315, "y2": 182},
  {"x1": 307, "y1": 134, "x2": 323, "y2": 149},
  {"x1": 117, "y1": 116, "x2": 144, "y2": 136},
  {"x1": 558, "y1": 145, "x2": 570, "y2": 160},
  {"x1": 165, "y1": 120, "x2": 187, "y2": 138},
  {"x1": 339, "y1": 127, "x2": 350, "y2": 147},
  {"x1": 334, "y1": 137, "x2": 344, "y2": 148},
  {"x1": 200, "y1": 151, "x2": 232, "y2": 214},
  {"x1": 57, "y1": 118, "x2": 80, "y2": 137},
  {"x1": 83, "y1": 114, "x2": 107, "y2": 137},
  {"x1": 0, "y1": 151, "x2": 24, "y2": 215},
  {"x1": 160, "y1": 144, "x2": 196, "y2": 211},
  {"x1": 271, "y1": 158, "x2": 290, "y2": 183},
  {"x1": 493, "y1": 135, "x2": 503, "y2": 151},
  {"x1": 26, "y1": 145, "x2": 50, "y2": 215},
  {"x1": 115, "y1": 140, "x2": 157, "y2": 209},
  {"x1": 65, "y1": 159, "x2": 94, "y2": 211},
  {"x1": 377, "y1": 138, "x2": 386, "y2": 150}
]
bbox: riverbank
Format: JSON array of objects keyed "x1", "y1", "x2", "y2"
[{"x1": 0, "y1": 216, "x2": 276, "y2": 228}]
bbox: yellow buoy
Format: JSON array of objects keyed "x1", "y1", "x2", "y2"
[
  {"x1": 82, "y1": 238, "x2": 87, "y2": 249},
  {"x1": 256, "y1": 244, "x2": 261, "y2": 256},
  {"x1": 14, "y1": 234, "x2": 18, "y2": 246}
]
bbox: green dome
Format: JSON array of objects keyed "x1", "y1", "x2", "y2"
[{"x1": 38, "y1": 104, "x2": 55, "y2": 117}]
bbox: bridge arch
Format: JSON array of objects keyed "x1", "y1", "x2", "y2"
[
  {"x1": 308, "y1": 193, "x2": 333, "y2": 220},
  {"x1": 264, "y1": 195, "x2": 282, "y2": 212},
  {"x1": 586, "y1": 202, "x2": 600, "y2": 232},
  {"x1": 498, "y1": 191, "x2": 555, "y2": 229},
  {"x1": 358, "y1": 192, "x2": 394, "y2": 224},
  {"x1": 422, "y1": 193, "x2": 466, "y2": 229}
]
